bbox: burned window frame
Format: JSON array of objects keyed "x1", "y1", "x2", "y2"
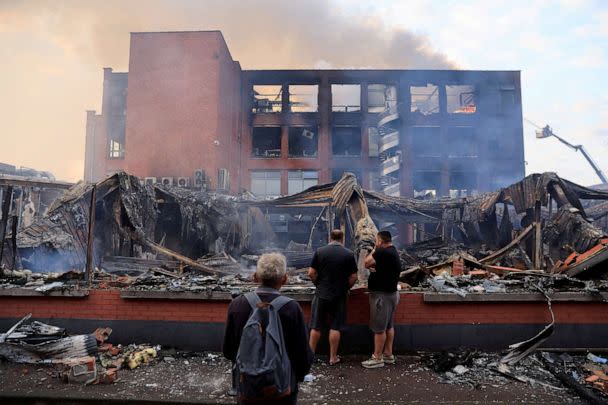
[
  {"x1": 413, "y1": 170, "x2": 441, "y2": 198},
  {"x1": 331, "y1": 126, "x2": 362, "y2": 157},
  {"x1": 446, "y1": 84, "x2": 477, "y2": 114},
  {"x1": 251, "y1": 127, "x2": 282, "y2": 158},
  {"x1": 252, "y1": 85, "x2": 283, "y2": 113},
  {"x1": 411, "y1": 126, "x2": 441, "y2": 158},
  {"x1": 368, "y1": 84, "x2": 398, "y2": 113},
  {"x1": 331, "y1": 84, "x2": 361, "y2": 112},
  {"x1": 288, "y1": 126, "x2": 319, "y2": 158},
  {"x1": 288, "y1": 85, "x2": 318, "y2": 112},
  {"x1": 410, "y1": 84, "x2": 439, "y2": 116}
]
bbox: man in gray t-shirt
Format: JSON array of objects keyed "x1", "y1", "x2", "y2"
[{"x1": 308, "y1": 229, "x2": 358, "y2": 365}]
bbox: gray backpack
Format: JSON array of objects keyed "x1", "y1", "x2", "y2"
[{"x1": 236, "y1": 292, "x2": 293, "y2": 401}]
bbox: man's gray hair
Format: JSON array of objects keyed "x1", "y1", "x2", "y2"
[{"x1": 256, "y1": 253, "x2": 287, "y2": 283}]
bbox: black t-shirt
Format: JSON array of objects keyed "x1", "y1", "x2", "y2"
[
  {"x1": 310, "y1": 242, "x2": 358, "y2": 300},
  {"x1": 368, "y1": 245, "x2": 401, "y2": 293}
]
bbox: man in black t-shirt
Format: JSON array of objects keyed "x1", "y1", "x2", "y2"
[
  {"x1": 361, "y1": 230, "x2": 401, "y2": 369},
  {"x1": 308, "y1": 229, "x2": 358, "y2": 365}
]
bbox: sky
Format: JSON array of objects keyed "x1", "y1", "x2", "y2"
[{"x1": 0, "y1": 0, "x2": 607, "y2": 186}]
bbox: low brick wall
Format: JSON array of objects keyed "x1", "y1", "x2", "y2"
[{"x1": 1, "y1": 289, "x2": 607, "y2": 351}]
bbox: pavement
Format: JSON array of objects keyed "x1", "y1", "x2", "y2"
[{"x1": 0, "y1": 353, "x2": 586, "y2": 404}]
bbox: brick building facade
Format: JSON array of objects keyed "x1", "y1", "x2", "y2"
[{"x1": 85, "y1": 31, "x2": 524, "y2": 198}]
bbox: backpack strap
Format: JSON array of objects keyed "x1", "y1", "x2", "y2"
[
  {"x1": 244, "y1": 292, "x2": 261, "y2": 310},
  {"x1": 269, "y1": 295, "x2": 293, "y2": 312}
]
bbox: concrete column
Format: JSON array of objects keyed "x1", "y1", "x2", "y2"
[
  {"x1": 438, "y1": 84, "x2": 450, "y2": 197},
  {"x1": 318, "y1": 76, "x2": 331, "y2": 183}
]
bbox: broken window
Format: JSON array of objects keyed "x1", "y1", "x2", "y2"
[
  {"x1": 251, "y1": 127, "x2": 281, "y2": 158},
  {"x1": 446, "y1": 85, "x2": 476, "y2": 114},
  {"x1": 250, "y1": 171, "x2": 281, "y2": 198},
  {"x1": 413, "y1": 171, "x2": 440, "y2": 198},
  {"x1": 331, "y1": 84, "x2": 360, "y2": 112},
  {"x1": 332, "y1": 127, "x2": 361, "y2": 157},
  {"x1": 288, "y1": 170, "x2": 319, "y2": 194},
  {"x1": 288, "y1": 85, "x2": 318, "y2": 112},
  {"x1": 368, "y1": 84, "x2": 397, "y2": 113},
  {"x1": 109, "y1": 139, "x2": 124, "y2": 159},
  {"x1": 288, "y1": 127, "x2": 318, "y2": 158},
  {"x1": 331, "y1": 168, "x2": 362, "y2": 184},
  {"x1": 411, "y1": 126, "x2": 441, "y2": 157},
  {"x1": 410, "y1": 84, "x2": 439, "y2": 115},
  {"x1": 499, "y1": 85, "x2": 516, "y2": 113},
  {"x1": 252, "y1": 85, "x2": 282, "y2": 113},
  {"x1": 447, "y1": 127, "x2": 477, "y2": 158},
  {"x1": 449, "y1": 171, "x2": 478, "y2": 197}
]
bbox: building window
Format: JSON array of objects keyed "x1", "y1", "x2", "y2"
[
  {"x1": 289, "y1": 85, "x2": 318, "y2": 112},
  {"x1": 109, "y1": 139, "x2": 124, "y2": 159},
  {"x1": 251, "y1": 171, "x2": 281, "y2": 198},
  {"x1": 288, "y1": 170, "x2": 319, "y2": 194},
  {"x1": 410, "y1": 84, "x2": 439, "y2": 116},
  {"x1": 332, "y1": 127, "x2": 361, "y2": 157},
  {"x1": 289, "y1": 127, "x2": 318, "y2": 158},
  {"x1": 499, "y1": 85, "x2": 516, "y2": 113},
  {"x1": 332, "y1": 168, "x2": 362, "y2": 184},
  {"x1": 413, "y1": 171, "x2": 441, "y2": 198},
  {"x1": 446, "y1": 85, "x2": 476, "y2": 114},
  {"x1": 252, "y1": 127, "x2": 281, "y2": 158},
  {"x1": 449, "y1": 171, "x2": 477, "y2": 197},
  {"x1": 252, "y1": 85, "x2": 282, "y2": 113},
  {"x1": 368, "y1": 84, "x2": 397, "y2": 113},
  {"x1": 331, "y1": 84, "x2": 361, "y2": 112},
  {"x1": 412, "y1": 126, "x2": 441, "y2": 157},
  {"x1": 447, "y1": 127, "x2": 477, "y2": 158}
]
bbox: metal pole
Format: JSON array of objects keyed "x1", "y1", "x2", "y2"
[{"x1": 85, "y1": 185, "x2": 97, "y2": 287}]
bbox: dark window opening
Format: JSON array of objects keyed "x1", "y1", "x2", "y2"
[
  {"x1": 447, "y1": 127, "x2": 477, "y2": 158},
  {"x1": 449, "y1": 171, "x2": 477, "y2": 197},
  {"x1": 331, "y1": 168, "x2": 362, "y2": 184},
  {"x1": 289, "y1": 127, "x2": 318, "y2": 158},
  {"x1": 413, "y1": 171, "x2": 440, "y2": 198},
  {"x1": 332, "y1": 127, "x2": 361, "y2": 157},
  {"x1": 412, "y1": 126, "x2": 441, "y2": 157},
  {"x1": 446, "y1": 85, "x2": 476, "y2": 114},
  {"x1": 410, "y1": 84, "x2": 439, "y2": 116},
  {"x1": 252, "y1": 85, "x2": 282, "y2": 113},
  {"x1": 332, "y1": 84, "x2": 361, "y2": 112},
  {"x1": 252, "y1": 127, "x2": 281, "y2": 158}
]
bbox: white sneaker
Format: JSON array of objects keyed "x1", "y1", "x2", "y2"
[
  {"x1": 361, "y1": 356, "x2": 384, "y2": 369},
  {"x1": 383, "y1": 354, "x2": 396, "y2": 364}
]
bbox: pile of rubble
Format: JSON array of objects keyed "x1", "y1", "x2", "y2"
[
  {"x1": 0, "y1": 314, "x2": 159, "y2": 385},
  {"x1": 422, "y1": 350, "x2": 608, "y2": 404}
]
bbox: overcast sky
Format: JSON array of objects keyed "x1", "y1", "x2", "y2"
[{"x1": 1, "y1": 0, "x2": 606, "y2": 185}]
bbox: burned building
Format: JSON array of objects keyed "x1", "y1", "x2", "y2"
[{"x1": 85, "y1": 31, "x2": 524, "y2": 201}]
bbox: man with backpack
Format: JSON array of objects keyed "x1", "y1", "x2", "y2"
[
  {"x1": 308, "y1": 229, "x2": 358, "y2": 365},
  {"x1": 223, "y1": 253, "x2": 313, "y2": 404}
]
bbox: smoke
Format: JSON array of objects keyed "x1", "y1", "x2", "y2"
[
  {"x1": 0, "y1": 0, "x2": 457, "y2": 70},
  {"x1": 0, "y1": 0, "x2": 457, "y2": 183}
]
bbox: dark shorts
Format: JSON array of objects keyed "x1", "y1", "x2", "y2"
[
  {"x1": 368, "y1": 291, "x2": 399, "y2": 333},
  {"x1": 310, "y1": 295, "x2": 348, "y2": 331}
]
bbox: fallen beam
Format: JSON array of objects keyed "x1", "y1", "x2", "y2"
[
  {"x1": 143, "y1": 239, "x2": 233, "y2": 276},
  {"x1": 480, "y1": 224, "x2": 535, "y2": 265}
]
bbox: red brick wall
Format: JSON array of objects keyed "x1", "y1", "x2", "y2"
[
  {"x1": 123, "y1": 31, "x2": 242, "y2": 189},
  {"x1": 1, "y1": 290, "x2": 607, "y2": 326}
]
